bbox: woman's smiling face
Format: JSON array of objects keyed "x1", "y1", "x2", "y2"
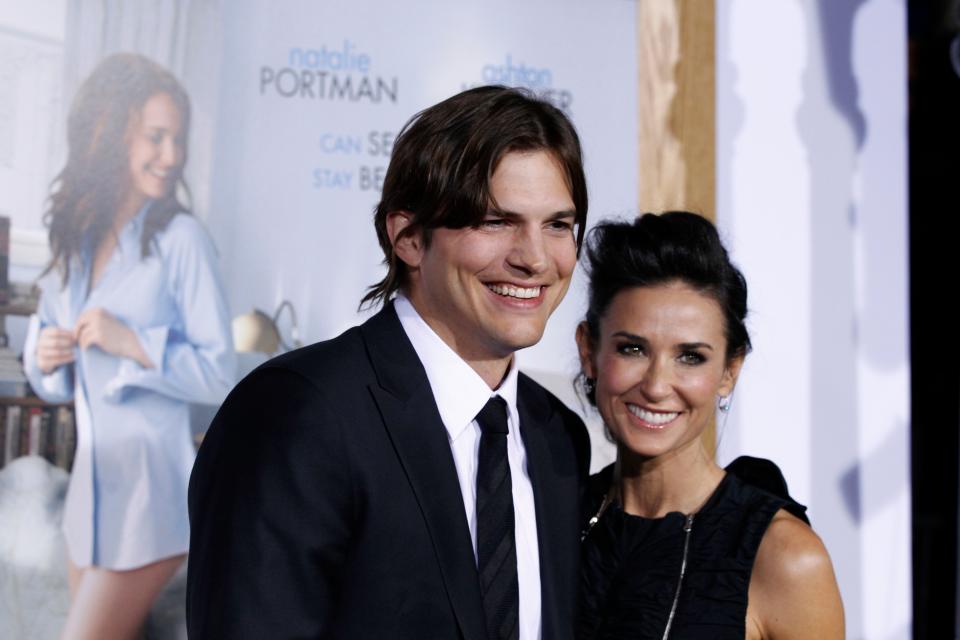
[
  {"x1": 126, "y1": 92, "x2": 185, "y2": 207},
  {"x1": 577, "y1": 280, "x2": 743, "y2": 462}
]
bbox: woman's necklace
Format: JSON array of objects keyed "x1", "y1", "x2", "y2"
[
  {"x1": 661, "y1": 512, "x2": 695, "y2": 640},
  {"x1": 582, "y1": 471, "x2": 721, "y2": 640},
  {"x1": 580, "y1": 492, "x2": 613, "y2": 542}
]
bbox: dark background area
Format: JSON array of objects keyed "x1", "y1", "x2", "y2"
[{"x1": 908, "y1": 1, "x2": 960, "y2": 638}]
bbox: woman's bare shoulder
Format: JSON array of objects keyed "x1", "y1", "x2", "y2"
[
  {"x1": 758, "y1": 509, "x2": 832, "y2": 579},
  {"x1": 746, "y1": 509, "x2": 845, "y2": 640}
]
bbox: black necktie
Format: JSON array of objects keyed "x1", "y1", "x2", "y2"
[{"x1": 475, "y1": 395, "x2": 520, "y2": 640}]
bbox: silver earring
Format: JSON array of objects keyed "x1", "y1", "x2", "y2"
[
  {"x1": 584, "y1": 377, "x2": 596, "y2": 396},
  {"x1": 717, "y1": 395, "x2": 731, "y2": 413}
]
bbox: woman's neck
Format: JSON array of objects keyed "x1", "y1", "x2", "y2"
[
  {"x1": 616, "y1": 440, "x2": 725, "y2": 518},
  {"x1": 114, "y1": 191, "x2": 147, "y2": 234}
]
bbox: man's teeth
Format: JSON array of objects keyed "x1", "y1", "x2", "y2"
[
  {"x1": 627, "y1": 405, "x2": 679, "y2": 426},
  {"x1": 487, "y1": 284, "x2": 541, "y2": 299},
  {"x1": 148, "y1": 167, "x2": 170, "y2": 178}
]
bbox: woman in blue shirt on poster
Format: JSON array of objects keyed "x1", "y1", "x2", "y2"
[{"x1": 22, "y1": 53, "x2": 235, "y2": 639}]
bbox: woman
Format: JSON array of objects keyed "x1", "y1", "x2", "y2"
[
  {"x1": 22, "y1": 53, "x2": 235, "y2": 639},
  {"x1": 575, "y1": 212, "x2": 844, "y2": 639}
]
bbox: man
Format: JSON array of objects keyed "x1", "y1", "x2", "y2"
[{"x1": 187, "y1": 85, "x2": 590, "y2": 639}]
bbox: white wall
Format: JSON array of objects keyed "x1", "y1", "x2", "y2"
[
  {"x1": 717, "y1": 2, "x2": 911, "y2": 638},
  {"x1": 0, "y1": 0, "x2": 65, "y2": 235}
]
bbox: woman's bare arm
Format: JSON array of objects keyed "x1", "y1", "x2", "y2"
[{"x1": 746, "y1": 509, "x2": 845, "y2": 640}]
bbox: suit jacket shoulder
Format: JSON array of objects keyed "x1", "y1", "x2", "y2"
[
  {"x1": 517, "y1": 371, "x2": 590, "y2": 477},
  {"x1": 256, "y1": 322, "x2": 369, "y2": 388}
]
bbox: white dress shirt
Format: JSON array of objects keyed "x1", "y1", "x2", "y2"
[{"x1": 395, "y1": 295, "x2": 542, "y2": 640}]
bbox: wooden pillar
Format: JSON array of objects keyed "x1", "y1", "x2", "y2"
[{"x1": 637, "y1": 0, "x2": 718, "y2": 453}]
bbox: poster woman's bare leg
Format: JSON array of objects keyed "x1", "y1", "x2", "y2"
[
  {"x1": 60, "y1": 554, "x2": 185, "y2": 640},
  {"x1": 66, "y1": 554, "x2": 84, "y2": 599}
]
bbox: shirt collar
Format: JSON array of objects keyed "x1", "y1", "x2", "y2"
[
  {"x1": 82, "y1": 200, "x2": 153, "y2": 264},
  {"x1": 394, "y1": 294, "x2": 519, "y2": 440},
  {"x1": 120, "y1": 200, "x2": 153, "y2": 244}
]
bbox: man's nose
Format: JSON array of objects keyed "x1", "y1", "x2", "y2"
[{"x1": 507, "y1": 225, "x2": 548, "y2": 275}]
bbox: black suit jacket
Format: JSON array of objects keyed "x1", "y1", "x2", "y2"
[{"x1": 187, "y1": 303, "x2": 590, "y2": 638}]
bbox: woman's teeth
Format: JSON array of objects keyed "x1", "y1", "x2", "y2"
[{"x1": 627, "y1": 405, "x2": 679, "y2": 427}]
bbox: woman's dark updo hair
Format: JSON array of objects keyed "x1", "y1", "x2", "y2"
[{"x1": 581, "y1": 212, "x2": 751, "y2": 404}]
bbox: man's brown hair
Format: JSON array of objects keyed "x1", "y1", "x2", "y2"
[{"x1": 361, "y1": 85, "x2": 588, "y2": 308}]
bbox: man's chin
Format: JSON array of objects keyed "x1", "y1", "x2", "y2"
[{"x1": 493, "y1": 326, "x2": 548, "y2": 354}]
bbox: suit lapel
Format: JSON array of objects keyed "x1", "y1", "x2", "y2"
[
  {"x1": 517, "y1": 376, "x2": 577, "y2": 640},
  {"x1": 362, "y1": 305, "x2": 487, "y2": 640}
]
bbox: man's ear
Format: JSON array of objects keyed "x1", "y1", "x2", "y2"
[
  {"x1": 386, "y1": 210, "x2": 424, "y2": 268},
  {"x1": 575, "y1": 321, "x2": 597, "y2": 379}
]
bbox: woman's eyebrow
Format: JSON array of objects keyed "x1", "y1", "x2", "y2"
[
  {"x1": 678, "y1": 342, "x2": 713, "y2": 351},
  {"x1": 611, "y1": 331, "x2": 646, "y2": 341}
]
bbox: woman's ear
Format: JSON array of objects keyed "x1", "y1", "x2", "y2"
[
  {"x1": 575, "y1": 321, "x2": 597, "y2": 379},
  {"x1": 718, "y1": 354, "x2": 745, "y2": 397},
  {"x1": 386, "y1": 210, "x2": 423, "y2": 268}
]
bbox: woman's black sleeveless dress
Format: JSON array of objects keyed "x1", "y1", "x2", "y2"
[{"x1": 577, "y1": 456, "x2": 809, "y2": 640}]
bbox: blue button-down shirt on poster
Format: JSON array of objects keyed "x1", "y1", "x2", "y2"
[{"x1": 22, "y1": 204, "x2": 236, "y2": 570}]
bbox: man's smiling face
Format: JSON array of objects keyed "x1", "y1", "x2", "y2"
[{"x1": 405, "y1": 149, "x2": 578, "y2": 365}]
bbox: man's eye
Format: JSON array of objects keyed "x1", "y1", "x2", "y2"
[
  {"x1": 482, "y1": 218, "x2": 508, "y2": 228},
  {"x1": 548, "y1": 220, "x2": 573, "y2": 232}
]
